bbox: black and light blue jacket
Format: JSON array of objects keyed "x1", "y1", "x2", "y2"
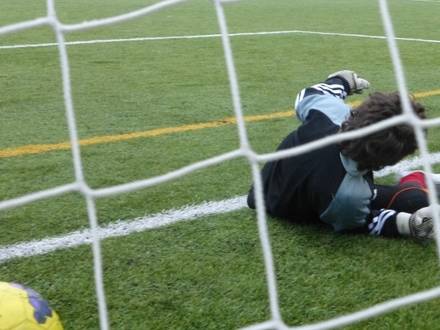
[{"x1": 248, "y1": 77, "x2": 381, "y2": 232}]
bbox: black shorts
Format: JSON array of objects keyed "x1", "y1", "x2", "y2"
[{"x1": 371, "y1": 182, "x2": 429, "y2": 214}]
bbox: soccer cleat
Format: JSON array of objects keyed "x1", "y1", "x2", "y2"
[
  {"x1": 396, "y1": 207, "x2": 434, "y2": 241},
  {"x1": 409, "y1": 207, "x2": 435, "y2": 241}
]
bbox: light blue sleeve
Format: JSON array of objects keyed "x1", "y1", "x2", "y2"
[{"x1": 296, "y1": 94, "x2": 351, "y2": 126}]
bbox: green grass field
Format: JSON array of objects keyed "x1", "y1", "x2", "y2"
[{"x1": 1, "y1": 0, "x2": 440, "y2": 329}]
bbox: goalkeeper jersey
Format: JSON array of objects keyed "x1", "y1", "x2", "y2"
[{"x1": 247, "y1": 77, "x2": 377, "y2": 232}]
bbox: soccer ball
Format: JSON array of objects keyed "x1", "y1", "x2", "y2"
[{"x1": 0, "y1": 282, "x2": 63, "y2": 330}]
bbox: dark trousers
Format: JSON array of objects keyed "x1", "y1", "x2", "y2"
[{"x1": 371, "y1": 182, "x2": 429, "y2": 214}]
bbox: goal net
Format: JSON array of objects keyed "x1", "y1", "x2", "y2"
[{"x1": 0, "y1": 1, "x2": 439, "y2": 329}]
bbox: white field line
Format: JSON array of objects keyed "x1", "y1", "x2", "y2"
[
  {"x1": 0, "y1": 196, "x2": 247, "y2": 263},
  {"x1": 376, "y1": 151, "x2": 440, "y2": 177},
  {"x1": 1, "y1": 29, "x2": 440, "y2": 50},
  {"x1": 1, "y1": 152, "x2": 440, "y2": 264}
]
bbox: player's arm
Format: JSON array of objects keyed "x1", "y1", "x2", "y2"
[
  {"x1": 295, "y1": 70, "x2": 370, "y2": 104},
  {"x1": 294, "y1": 70, "x2": 370, "y2": 125}
]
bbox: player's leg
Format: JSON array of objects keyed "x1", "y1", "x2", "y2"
[
  {"x1": 372, "y1": 183, "x2": 428, "y2": 213},
  {"x1": 371, "y1": 171, "x2": 433, "y2": 213},
  {"x1": 367, "y1": 172, "x2": 430, "y2": 238}
]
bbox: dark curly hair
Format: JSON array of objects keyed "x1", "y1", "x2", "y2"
[{"x1": 340, "y1": 92, "x2": 426, "y2": 171}]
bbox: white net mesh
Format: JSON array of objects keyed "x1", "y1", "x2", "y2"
[{"x1": 0, "y1": 0, "x2": 439, "y2": 329}]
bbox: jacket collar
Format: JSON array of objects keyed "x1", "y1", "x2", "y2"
[{"x1": 339, "y1": 153, "x2": 367, "y2": 176}]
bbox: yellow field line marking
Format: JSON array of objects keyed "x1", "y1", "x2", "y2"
[
  {"x1": 0, "y1": 112, "x2": 289, "y2": 158},
  {"x1": 1, "y1": 89, "x2": 440, "y2": 159}
]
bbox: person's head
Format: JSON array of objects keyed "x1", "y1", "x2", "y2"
[{"x1": 340, "y1": 92, "x2": 426, "y2": 171}]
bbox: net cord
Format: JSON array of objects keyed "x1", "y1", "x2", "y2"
[
  {"x1": 213, "y1": 0, "x2": 282, "y2": 323},
  {"x1": 47, "y1": 0, "x2": 110, "y2": 328},
  {"x1": 378, "y1": 0, "x2": 440, "y2": 260},
  {"x1": 0, "y1": 0, "x2": 439, "y2": 329}
]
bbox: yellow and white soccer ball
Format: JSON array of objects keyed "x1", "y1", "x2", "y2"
[{"x1": 0, "y1": 282, "x2": 63, "y2": 330}]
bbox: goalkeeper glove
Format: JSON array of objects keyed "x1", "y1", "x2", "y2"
[
  {"x1": 396, "y1": 207, "x2": 435, "y2": 241},
  {"x1": 327, "y1": 70, "x2": 370, "y2": 95}
]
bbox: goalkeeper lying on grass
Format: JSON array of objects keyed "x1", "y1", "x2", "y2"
[{"x1": 247, "y1": 70, "x2": 437, "y2": 240}]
